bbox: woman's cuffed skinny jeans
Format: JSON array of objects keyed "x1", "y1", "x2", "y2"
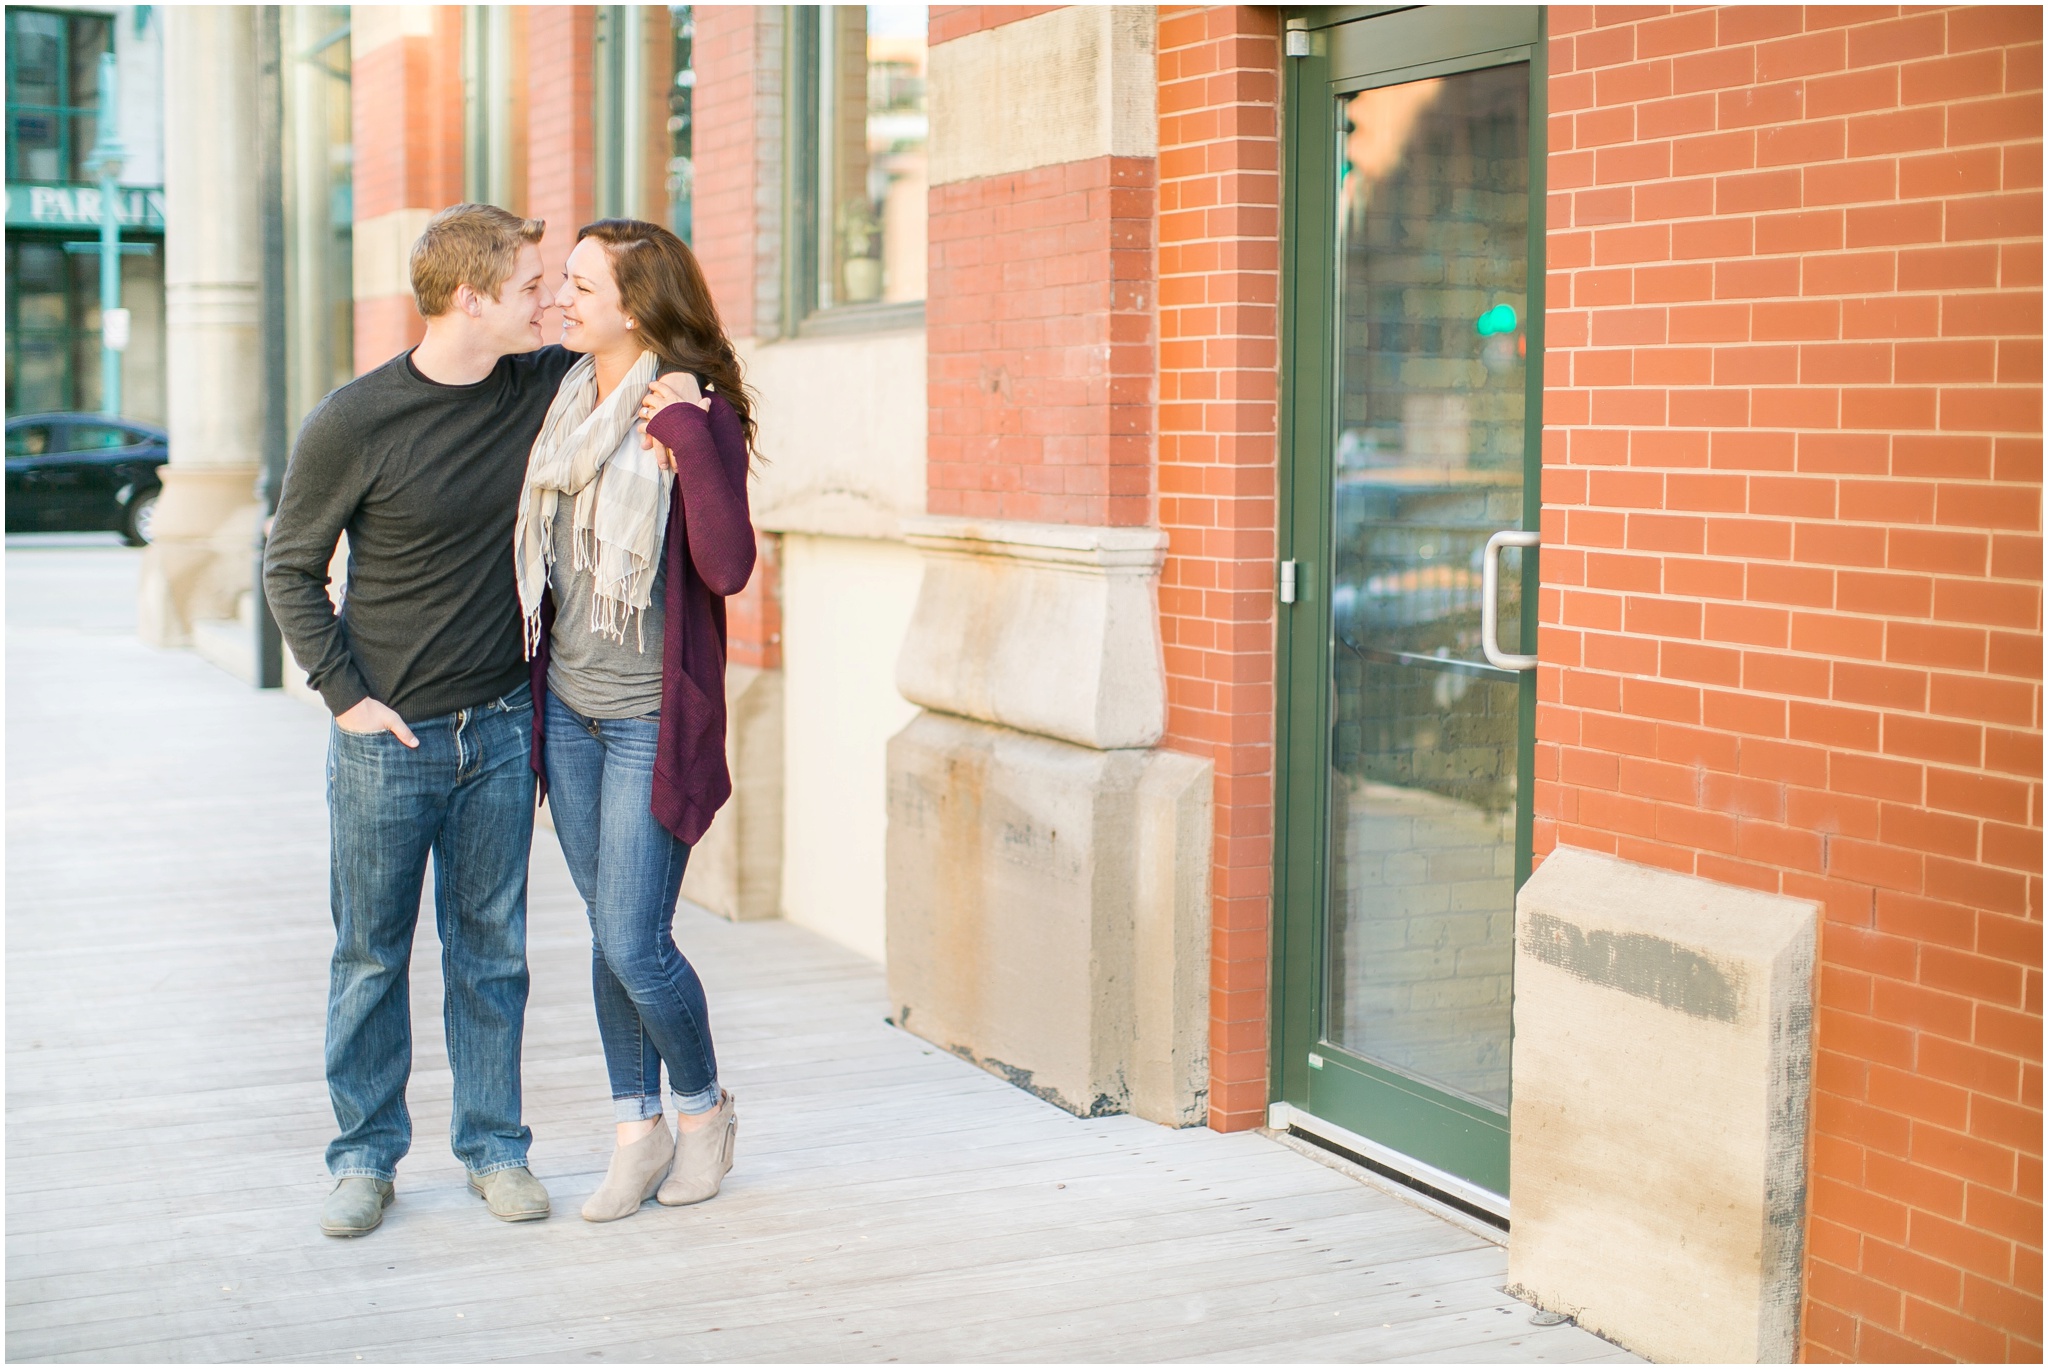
[{"x1": 543, "y1": 690, "x2": 721, "y2": 1121}]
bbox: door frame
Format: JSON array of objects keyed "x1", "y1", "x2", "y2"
[{"x1": 1270, "y1": 4, "x2": 1548, "y2": 1207}]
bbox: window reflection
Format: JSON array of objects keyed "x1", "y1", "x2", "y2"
[
  {"x1": 668, "y1": 6, "x2": 694, "y2": 241},
  {"x1": 1324, "y1": 64, "x2": 1531, "y2": 1112},
  {"x1": 817, "y1": 6, "x2": 927, "y2": 308},
  {"x1": 6, "y1": 8, "x2": 112, "y2": 184}
]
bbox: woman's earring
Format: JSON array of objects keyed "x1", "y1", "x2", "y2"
[{"x1": 626, "y1": 320, "x2": 636, "y2": 329}]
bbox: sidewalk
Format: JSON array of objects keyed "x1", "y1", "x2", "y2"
[{"x1": 4, "y1": 539, "x2": 1633, "y2": 1363}]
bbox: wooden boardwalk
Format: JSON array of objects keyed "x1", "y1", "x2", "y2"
[{"x1": 5, "y1": 539, "x2": 1635, "y2": 1364}]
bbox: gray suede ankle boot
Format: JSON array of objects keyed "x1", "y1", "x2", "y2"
[
  {"x1": 658, "y1": 1091, "x2": 735, "y2": 1207},
  {"x1": 581, "y1": 1122, "x2": 675, "y2": 1223}
]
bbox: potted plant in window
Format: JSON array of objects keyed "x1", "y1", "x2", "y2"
[{"x1": 837, "y1": 196, "x2": 883, "y2": 304}]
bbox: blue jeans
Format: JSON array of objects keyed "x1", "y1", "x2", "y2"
[
  {"x1": 324, "y1": 683, "x2": 535, "y2": 1181},
  {"x1": 543, "y1": 690, "x2": 720, "y2": 1122}
]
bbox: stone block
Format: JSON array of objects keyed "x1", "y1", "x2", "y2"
[
  {"x1": 190, "y1": 589, "x2": 258, "y2": 685},
  {"x1": 895, "y1": 517, "x2": 1169, "y2": 751},
  {"x1": 744, "y1": 329, "x2": 927, "y2": 543},
  {"x1": 927, "y1": 5, "x2": 1156, "y2": 186},
  {"x1": 1129, "y1": 748, "x2": 1214, "y2": 1128},
  {"x1": 1508, "y1": 845, "x2": 1817, "y2": 1364},
  {"x1": 138, "y1": 466, "x2": 261, "y2": 649},
  {"x1": 886, "y1": 710, "x2": 1211, "y2": 1126},
  {"x1": 680, "y1": 664, "x2": 785, "y2": 922}
]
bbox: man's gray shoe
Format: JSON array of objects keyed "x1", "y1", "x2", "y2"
[
  {"x1": 321, "y1": 1177, "x2": 394, "y2": 1237},
  {"x1": 469, "y1": 1165, "x2": 550, "y2": 1222}
]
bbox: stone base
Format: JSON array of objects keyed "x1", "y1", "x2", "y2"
[
  {"x1": 282, "y1": 651, "x2": 324, "y2": 711},
  {"x1": 896, "y1": 518, "x2": 1169, "y2": 750},
  {"x1": 1507, "y1": 846, "x2": 1817, "y2": 1364},
  {"x1": 136, "y1": 465, "x2": 261, "y2": 649},
  {"x1": 680, "y1": 664, "x2": 785, "y2": 922},
  {"x1": 885, "y1": 710, "x2": 1211, "y2": 1127},
  {"x1": 190, "y1": 591, "x2": 258, "y2": 685}
]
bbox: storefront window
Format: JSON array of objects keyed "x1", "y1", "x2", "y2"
[
  {"x1": 462, "y1": 6, "x2": 524, "y2": 213},
  {"x1": 287, "y1": 5, "x2": 354, "y2": 418},
  {"x1": 7, "y1": 240, "x2": 73, "y2": 412},
  {"x1": 593, "y1": 6, "x2": 692, "y2": 232},
  {"x1": 4, "y1": 237, "x2": 161, "y2": 416},
  {"x1": 795, "y1": 5, "x2": 927, "y2": 320},
  {"x1": 5, "y1": 8, "x2": 112, "y2": 184}
]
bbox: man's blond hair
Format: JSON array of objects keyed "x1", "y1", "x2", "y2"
[{"x1": 410, "y1": 203, "x2": 545, "y2": 318}]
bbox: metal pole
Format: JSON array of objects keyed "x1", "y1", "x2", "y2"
[
  {"x1": 255, "y1": 6, "x2": 287, "y2": 689},
  {"x1": 90, "y1": 51, "x2": 126, "y2": 416}
]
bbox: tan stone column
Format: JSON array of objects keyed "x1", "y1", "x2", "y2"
[
  {"x1": 877, "y1": 10, "x2": 1214, "y2": 1129},
  {"x1": 138, "y1": 6, "x2": 264, "y2": 649}
]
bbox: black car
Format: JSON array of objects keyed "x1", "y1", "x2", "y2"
[{"x1": 5, "y1": 413, "x2": 168, "y2": 545}]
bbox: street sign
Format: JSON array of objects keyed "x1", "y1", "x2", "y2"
[{"x1": 5, "y1": 184, "x2": 165, "y2": 231}]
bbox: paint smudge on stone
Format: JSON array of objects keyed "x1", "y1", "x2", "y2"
[{"x1": 1522, "y1": 912, "x2": 1745, "y2": 1022}]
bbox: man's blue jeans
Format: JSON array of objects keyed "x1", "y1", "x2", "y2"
[
  {"x1": 542, "y1": 690, "x2": 720, "y2": 1122},
  {"x1": 324, "y1": 683, "x2": 535, "y2": 1181}
]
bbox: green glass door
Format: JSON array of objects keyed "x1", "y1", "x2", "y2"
[{"x1": 1274, "y1": 7, "x2": 1544, "y2": 1208}]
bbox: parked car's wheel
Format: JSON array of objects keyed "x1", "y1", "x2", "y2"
[{"x1": 123, "y1": 488, "x2": 160, "y2": 547}]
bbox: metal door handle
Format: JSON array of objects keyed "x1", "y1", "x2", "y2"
[{"x1": 1481, "y1": 529, "x2": 1539, "y2": 671}]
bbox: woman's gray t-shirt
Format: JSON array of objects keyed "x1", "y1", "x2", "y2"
[{"x1": 545, "y1": 496, "x2": 667, "y2": 719}]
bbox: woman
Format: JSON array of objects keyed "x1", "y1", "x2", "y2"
[{"x1": 514, "y1": 219, "x2": 758, "y2": 1222}]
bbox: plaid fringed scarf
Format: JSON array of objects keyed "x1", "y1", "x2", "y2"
[{"x1": 514, "y1": 350, "x2": 670, "y2": 655}]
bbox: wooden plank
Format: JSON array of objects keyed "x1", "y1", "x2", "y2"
[
  {"x1": 5, "y1": 1203, "x2": 1486, "y2": 1351},
  {"x1": 5, "y1": 543, "x2": 1634, "y2": 1365}
]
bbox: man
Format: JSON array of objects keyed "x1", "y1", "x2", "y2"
[{"x1": 264, "y1": 204, "x2": 577, "y2": 1236}]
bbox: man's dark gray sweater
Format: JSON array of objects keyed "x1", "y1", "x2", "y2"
[{"x1": 263, "y1": 345, "x2": 578, "y2": 722}]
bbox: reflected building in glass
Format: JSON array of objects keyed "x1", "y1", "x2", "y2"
[
  {"x1": 1325, "y1": 65, "x2": 1532, "y2": 1112},
  {"x1": 4, "y1": 5, "x2": 166, "y2": 422}
]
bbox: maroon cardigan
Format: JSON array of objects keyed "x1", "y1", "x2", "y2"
[{"x1": 529, "y1": 395, "x2": 756, "y2": 845}]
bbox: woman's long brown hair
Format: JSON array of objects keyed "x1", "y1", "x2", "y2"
[{"x1": 577, "y1": 218, "x2": 759, "y2": 460}]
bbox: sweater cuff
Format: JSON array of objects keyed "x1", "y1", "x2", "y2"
[
  {"x1": 646, "y1": 402, "x2": 709, "y2": 451},
  {"x1": 316, "y1": 668, "x2": 371, "y2": 720}
]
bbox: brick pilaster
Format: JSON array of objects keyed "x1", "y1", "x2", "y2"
[
  {"x1": 692, "y1": 5, "x2": 783, "y2": 341},
  {"x1": 927, "y1": 155, "x2": 1157, "y2": 526},
  {"x1": 689, "y1": 4, "x2": 781, "y2": 660},
  {"x1": 350, "y1": 5, "x2": 465, "y2": 372},
  {"x1": 928, "y1": 6, "x2": 1063, "y2": 45},
  {"x1": 524, "y1": 6, "x2": 595, "y2": 283},
  {"x1": 1156, "y1": 6, "x2": 1283, "y2": 1135}
]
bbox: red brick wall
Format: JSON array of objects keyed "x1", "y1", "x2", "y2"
[
  {"x1": 692, "y1": 5, "x2": 763, "y2": 340},
  {"x1": 350, "y1": 8, "x2": 465, "y2": 373},
  {"x1": 351, "y1": 297, "x2": 428, "y2": 375},
  {"x1": 524, "y1": 6, "x2": 595, "y2": 285},
  {"x1": 929, "y1": 5, "x2": 1062, "y2": 45},
  {"x1": 688, "y1": 5, "x2": 779, "y2": 657},
  {"x1": 1543, "y1": 7, "x2": 2043, "y2": 1361},
  {"x1": 349, "y1": 14, "x2": 463, "y2": 225},
  {"x1": 724, "y1": 531, "x2": 782, "y2": 671},
  {"x1": 1155, "y1": 6, "x2": 1283, "y2": 1133},
  {"x1": 927, "y1": 155, "x2": 1157, "y2": 526}
]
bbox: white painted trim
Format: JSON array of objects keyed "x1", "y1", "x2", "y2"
[{"x1": 1269, "y1": 1101, "x2": 1511, "y2": 1222}]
